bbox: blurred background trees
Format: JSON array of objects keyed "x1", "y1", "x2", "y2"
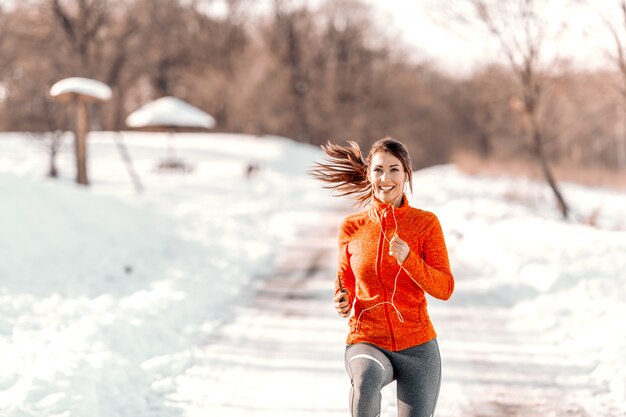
[{"x1": 0, "y1": 0, "x2": 624, "y2": 177}]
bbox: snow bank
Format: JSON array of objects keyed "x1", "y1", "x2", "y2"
[
  {"x1": 411, "y1": 165, "x2": 626, "y2": 415},
  {"x1": 0, "y1": 132, "x2": 337, "y2": 416}
]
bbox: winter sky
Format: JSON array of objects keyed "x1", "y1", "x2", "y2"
[{"x1": 364, "y1": 0, "x2": 620, "y2": 75}]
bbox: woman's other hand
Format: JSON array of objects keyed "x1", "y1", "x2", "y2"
[{"x1": 334, "y1": 290, "x2": 352, "y2": 318}]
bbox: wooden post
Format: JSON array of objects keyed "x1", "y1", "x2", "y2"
[
  {"x1": 50, "y1": 78, "x2": 113, "y2": 187},
  {"x1": 75, "y1": 98, "x2": 89, "y2": 185}
]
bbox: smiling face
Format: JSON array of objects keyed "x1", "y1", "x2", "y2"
[{"x1": 369, "y1": 151, "x2": 407, "y2": 207}]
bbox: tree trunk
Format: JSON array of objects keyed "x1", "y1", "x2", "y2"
[
  {"x1": 478, "y1": 131, "x2": 492, "y2": 157},
  {"x1": 48, "y1": 148, "x2": 59, "y2": 178},
  {"x1": 620, "y1": 99, "x2": 626, "y2": 170},
  {"x1": 520, "y1": 60, "x2": 570, "y2": 220},
  {"x1": 280, "y1": 9, "x2": 310, "y2": 143},
  {"x1": 47, "y1": 134, "x2": 60, "y2": 178},
  {"x1": 531, "y1": 121, "x2": 569, "y2": 219},
  {"x1": 114, "y1": 132, "x2": 143, "y2": 193}
]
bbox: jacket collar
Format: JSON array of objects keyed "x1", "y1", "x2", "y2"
[{"x1": 370, "y1": 194, "x2": 410, "y2": 219}]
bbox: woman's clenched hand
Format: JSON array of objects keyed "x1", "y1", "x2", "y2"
[
  {"x1": 334, "y1": 290, "x2": 351, "y2": 318},
  {"x1": 389, "y1": 234, "x2": 410, "y2": 263}
]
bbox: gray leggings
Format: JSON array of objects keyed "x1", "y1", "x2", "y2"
[{"x1": 344, "y1": 340, "x2": 441, "y2": 417}]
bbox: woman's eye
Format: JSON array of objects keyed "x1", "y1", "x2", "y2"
[
  {"x1": 391, "y1": 168, "x2": 399, "y2": 172},
  {"x1": 374, "y1": 168, "x2": 382, "y2": 173}
]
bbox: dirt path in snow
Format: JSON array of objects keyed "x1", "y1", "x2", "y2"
[
  {"x1": 433, "y1": 304, "x2": 599, "y2": 417},
  {"x1": 175, "y1": 205, "x2": 610, "y2": 417},
  {"x1": 173, "y1": 204, "x2": 352, "y2": 417}
]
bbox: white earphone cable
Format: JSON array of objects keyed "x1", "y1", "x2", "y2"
[{"x1": 355, "y1": 193, "x2": 406, "y2": 332}]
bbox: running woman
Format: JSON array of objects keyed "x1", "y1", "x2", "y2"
[{"x1": 311, "y1": 137, "x2": 454, "y2": 417}]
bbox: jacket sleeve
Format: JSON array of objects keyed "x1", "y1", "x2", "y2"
[
  {"x1": 400, "y1": 214, "x2": 454, "y2": 300},
  {"x1": 336, "y1": 218, "x2": 356, "y2": 301}
]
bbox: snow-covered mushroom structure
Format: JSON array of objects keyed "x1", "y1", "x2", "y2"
[
  {"x1": 126, "y1": 96, "x2": 215, "y2": 171},
  {"x1": 126, "y1": 96, "x2": 215, "y2": 130},
  {"x1": 50, "y1": 77, "x2": 112, "y2": 186}
]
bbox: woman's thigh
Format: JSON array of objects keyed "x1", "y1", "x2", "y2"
[
  {"x1": 389, "y1": 339, "x2": 441, "y2": 417},
  {"x1": 344, "y1": 343, "x2": 394, "y2": 388}
]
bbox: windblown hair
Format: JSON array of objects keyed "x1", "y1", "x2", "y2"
[{"x1": 310, "y1": 137, "x2": 413, "y2": 207}]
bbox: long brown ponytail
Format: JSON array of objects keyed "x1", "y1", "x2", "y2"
[
  {"x1": 310, "y1": 137, "x2": 413, "y2": 207},
  {"x1": 309, "y1": 141, "x2": 372, "y2": 206}
]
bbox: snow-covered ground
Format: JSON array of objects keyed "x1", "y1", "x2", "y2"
[
  {"x1": 0, "y1": 132, "x2": 624, "y2": 416},
  {"x1": 413, "y1": 167, "x2": 626, "y2": 417}
]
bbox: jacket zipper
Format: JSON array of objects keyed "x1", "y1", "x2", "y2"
[{"x1": 376, "y1": 211, "x2": 397, "y2": 350}]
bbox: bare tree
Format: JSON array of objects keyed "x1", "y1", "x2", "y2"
[
  {"x1": 99, "y1": 3, "x2": 142, "y2": 129},
  {"x1": 599, "y1": 0, "x2": 626, "y2": 171},
  {"x1": 133, "y1": 0, "x2": 206, "y2": 98},
  {"x1": 35, "y1": 130, "x2": 67, "y2": 179},
  {"x1": 0, "y1": 7, "x2": 68, "y2": 177},
  {"x1": 479, "y1": 0, "x2": 570, "y2": 217},
  {"x1": 435, "y1": 0, "x2": 571, "y2": 218},
  {"x1": 0, "y1": 6, "x2": 8, "y2": 70},
  {"x1": 38, "y1": 94, "x2": 69, "y2": 178},
  {"x1": 182, "y1": 0, "x2": 249, "y2": 129},
  {"x1": 315, "y1": 0, "x2": 380, "y2": 143},
  {"x1": 50, "y1": 0, "x2": 111, "y2": 76},
  {"x1": 270, "y1": 0, "x2": 314, "y2": 143},
  {"x1": 450, "y1": 65, "x2": 519, "y2": 157}
]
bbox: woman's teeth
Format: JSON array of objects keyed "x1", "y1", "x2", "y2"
[{"x1": 380, "y1": 186, "x2": 394, "y2": 191}]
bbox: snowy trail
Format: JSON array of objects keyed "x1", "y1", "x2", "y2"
[
  {"x1": 435, "y1": 305, "x2": 599, "y2": 417},
  {"x1": 173, "y1": 205, "x2": 353, "y2": 416},
  {"x1": 174, "y1": 204, "x2": 619, "y2": 417}
]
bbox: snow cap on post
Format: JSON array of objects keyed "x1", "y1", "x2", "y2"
[
  {"x1": 125, "y1": 96, "x2": 216, "y2": 130},
  {"x1": 50, "y1": 77, "x2": 112, "y2": 102}
]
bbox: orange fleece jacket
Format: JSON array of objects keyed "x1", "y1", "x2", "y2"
[{"x1": 336, "y1": 195, "x2": 454, "y2": 351}]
